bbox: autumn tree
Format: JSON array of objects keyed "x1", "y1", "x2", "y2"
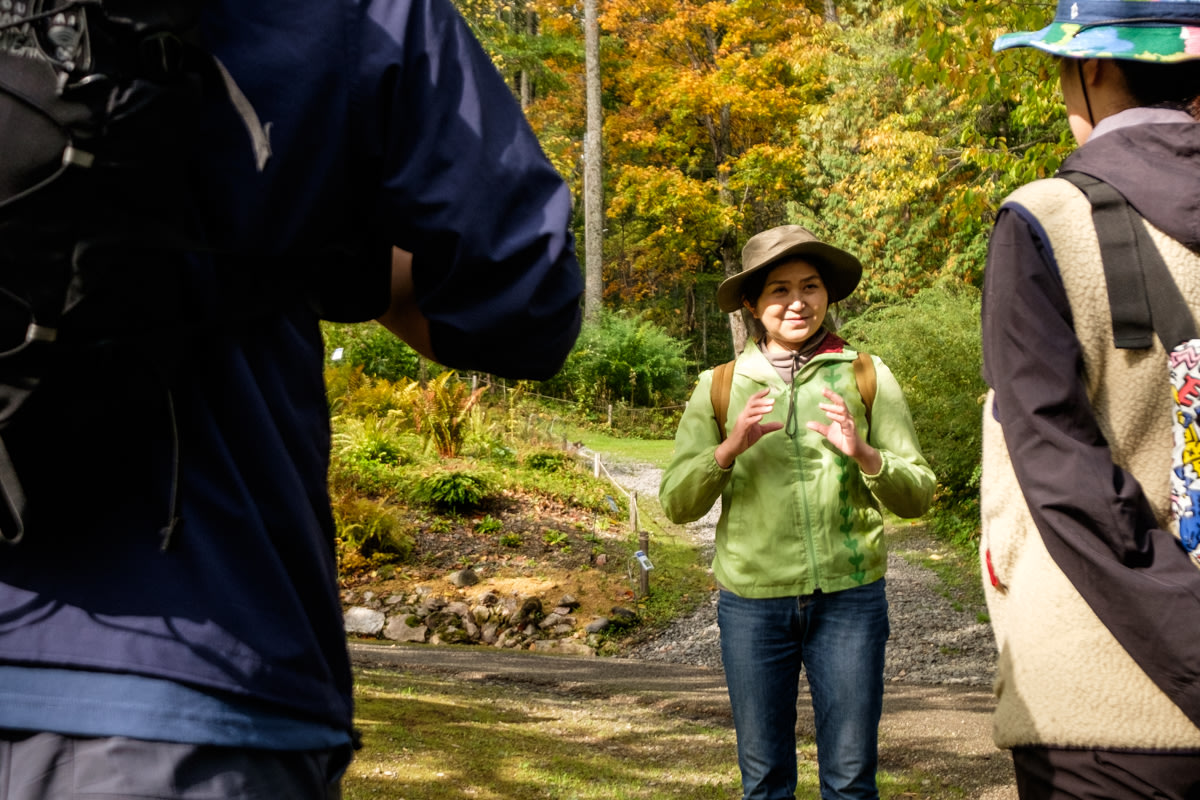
[{"x1": 600, "y1": 0, "x2": 838, "y2": 361}]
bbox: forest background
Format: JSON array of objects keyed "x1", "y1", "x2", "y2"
[{"x1": 326, "y1": 0, "x2": 1072, "y2": 544}]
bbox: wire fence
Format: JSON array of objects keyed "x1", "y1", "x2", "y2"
[
  {"x1": 513, "y1": 405, "x2": 662, "y2": 598},
  {"x1": 463, "y1": 374, "x2": 686, "y2": 437}
]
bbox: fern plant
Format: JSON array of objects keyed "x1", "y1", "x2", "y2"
[
  {"x1": 411, "y1": 469, "x2": 494, "y2": 512},
  {"x1": 402, "y1": 371, "x2": 487, "y2": 457}
]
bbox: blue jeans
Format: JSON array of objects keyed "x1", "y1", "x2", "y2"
[{"x1": 718, "y1": 580, "x2": 889, "y2": 800}]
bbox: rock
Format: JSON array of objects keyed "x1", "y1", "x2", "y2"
[
  {"x1": 425, "y1": 611, "x2": 456, "y2": 630},
  {"x1": 512, "y1": 596, "x2": 543, "y2": 627},
  {"x1": 344, "y1": 607, "x2": 385, "y2": 636},
  {"x1": 585, "y1": 617, "x2": 610, "y2": 634},
  {"x1": 609, "y1": 606, "x2": 639, "y2": 627},
  {"x1": 384, "y1": 615, "x2": 427, "y2": 643},
  {"x1": 539, "y1": 612, "x2": 565, "y2": 629},
  {"x1": 533, "y1": 640, "x2": 595, "y2": 657},
  {"x1": 559, "y1": 594, "x2": 580, "y2": 609},
  {"x1": 449, "y1": 568, "x2": 480, "y2": 587},
  {"x1": 419, "y1": 595, "x2": 447, "y2": 615}
]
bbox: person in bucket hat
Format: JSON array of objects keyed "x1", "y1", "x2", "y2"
[
  {"x1": 981, "y1": 2, "x2": 1200, "y2": 796},
  {"x1": 660, "y1": 225, "x2": 934, "y2": 800}
]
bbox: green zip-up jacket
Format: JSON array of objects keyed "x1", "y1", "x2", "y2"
[{"x1": 660, "y1": 336, "x2": 934, "y2": 598}]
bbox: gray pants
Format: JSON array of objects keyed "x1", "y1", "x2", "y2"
[{"x1": 0, "y1": 732, "x2": 351, "y2": 800}]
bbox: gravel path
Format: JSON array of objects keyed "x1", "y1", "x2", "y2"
[{"x1": 604, "y1": 459, "x2": 997, "y2": 688}]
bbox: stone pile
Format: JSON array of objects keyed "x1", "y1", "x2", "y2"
[{"x1": 342, "y1": 569, "x2": 637, "y2": 657}]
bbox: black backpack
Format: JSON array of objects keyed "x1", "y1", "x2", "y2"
[{"x1": 0, "y1": 2, "x2": 387, "y2": 546}]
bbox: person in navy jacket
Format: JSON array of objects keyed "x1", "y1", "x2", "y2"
[{"x1": 0, "y1": 0, "x2": 582, "y2": 797}]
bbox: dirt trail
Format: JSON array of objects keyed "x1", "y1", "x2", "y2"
[{"x1": 350, "y1": 642, "x2": 1016, "y2": 799}]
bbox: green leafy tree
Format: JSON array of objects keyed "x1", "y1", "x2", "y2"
[
  {"x1": 322, "y1": 322, "x2": 421, "y2": 383},
  {"x1": 539, "y1": 310, "x2": 692, "y2": 408},
  {"x1": 840, "y1": 283, "x2": 986, "y2": 543}
]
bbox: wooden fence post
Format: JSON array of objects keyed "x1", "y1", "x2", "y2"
[{"x1": 636, "y1": 530, "x2": 651, "y2": 597}]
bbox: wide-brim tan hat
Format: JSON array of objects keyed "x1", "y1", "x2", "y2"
[{"x1": 716, "y1": 225, "x2": 863, "y2": 313}]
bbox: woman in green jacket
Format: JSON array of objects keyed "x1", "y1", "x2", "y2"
[{"x1": 660, "y1": 225, "x2": 934, "y2": 800}]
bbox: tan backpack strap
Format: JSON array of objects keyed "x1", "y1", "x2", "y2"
[
  {"x1": 853, "y1": 351, "x2": 876, "y2": 432},
  {"x1": 710, "y1": 360, "x2": 736, "y2": 442}
]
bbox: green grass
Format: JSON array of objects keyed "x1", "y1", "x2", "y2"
[
  {"x1": 346, "y1": 668, "x2": 740, "y2": 800},
  {"x1": 563, "y1": 425, "x2": 677, "y2": 468}
]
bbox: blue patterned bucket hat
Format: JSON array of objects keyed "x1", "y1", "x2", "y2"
[{"x1": 994, "y1": 0, "x2": 1200, "y2": 62}]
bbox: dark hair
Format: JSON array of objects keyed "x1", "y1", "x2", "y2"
[{"x1": 1113, "y1": 59, "x2": 1200, "y2": 118}]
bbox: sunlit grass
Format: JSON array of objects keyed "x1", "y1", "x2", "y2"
[
  {"x1": 346, "y1": 668, "x2": 959, "y2": 800},
  {"x1": 346, "y1": 668, "x2": 740, "y2": 799}
]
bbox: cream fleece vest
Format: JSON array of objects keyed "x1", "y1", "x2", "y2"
[{"x1": 981, "y1": 177, "x2": 1200, "y2": 750}]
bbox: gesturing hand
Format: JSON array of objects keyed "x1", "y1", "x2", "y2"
[
  {"x1": 807, "y1": 388, "x2": 881, "y2": 474},
  {"x1": 715, "y1": 388, "x2": 783, "y2": 468}
]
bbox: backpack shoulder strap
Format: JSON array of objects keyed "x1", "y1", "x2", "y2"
[
  {"x1": 710, "y1": 359, "x2": 736, "y2": 442},
  {"x1": 1059, "y1": 171, "x2": 1198, "y2": 349},
  {"x1": 853, "y1": 351, "x2": 876, "y2": 430}
]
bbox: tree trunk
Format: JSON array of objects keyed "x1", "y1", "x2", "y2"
[
  {"x1": 582, "y1": 0, "x2": 604, "y2": 322},
  {"x1": 824, "y1": 0, "x2": 838, "y2": 23},
  {"x1": 520, "y1": 6, "x2": 535, "y2": 109}
]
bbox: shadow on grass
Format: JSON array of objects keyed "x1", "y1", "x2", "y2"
[
  {"x1": 345, "y1": 663, "x2": 989, "y2": 800},
  {"x1": 346, "y1": 668, "x2": 741, "y2": 799}
]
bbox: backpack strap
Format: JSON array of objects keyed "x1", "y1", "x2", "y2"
[
  {"x1": 854, "y1": 351, "x2": 876, "y2": 432},
  {"x1": 708, "y1": 351, "x2": 876, "y2": 443},
  {"x1": 1060, "y1": 171, "x2": 1199, "y2": 349},
  {"x1": 711, "y1": 359, "x2": 736, "y2": 442}
]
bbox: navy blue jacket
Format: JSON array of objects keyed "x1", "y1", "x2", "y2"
[{"x1": 0, "y1": 0, "x2": 581, "y2": 739}]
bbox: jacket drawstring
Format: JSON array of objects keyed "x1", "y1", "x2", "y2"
[{"x1": 784, "y1": 352, "x2": 800, "y2": 437}]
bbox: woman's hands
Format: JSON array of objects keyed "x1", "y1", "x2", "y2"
[
  {"x1": 807, "y1": 388, "x2": 882, "y2": 475},
  {"x1": 714, "y1": 388, "x2": 783, "y2": 468},
  {"x1": 714, "y1": 386, "x2": 881, "y2": 475}
]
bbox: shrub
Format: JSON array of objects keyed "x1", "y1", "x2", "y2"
[
  {"x1": 474, "y1": 515, "x2": 503, "y2": 535},
  {"x1": 839, "y1": 283, "x2": 985, "y2": 544},
  {"x1": 329, "y1": 416, "x2": 425, "y2": 495},
  {"x1": 332, "y1": 495, "x2": 415, "y2": 564},
  {"x1": 322, "y1": 322, "x2": 423, "y2": 383},
  {"x1": 326, "y1": 367, "x2": 413, "y2": 424},
  {"x1": 523, "y1": 448, "x2": 572, "y2": 472},
  {"x1": 411, "y1": 469, "x2": 494, "y2": 512},
  {"x1": 538, "y1": 310, "x2": 692, "y2": 408}
]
